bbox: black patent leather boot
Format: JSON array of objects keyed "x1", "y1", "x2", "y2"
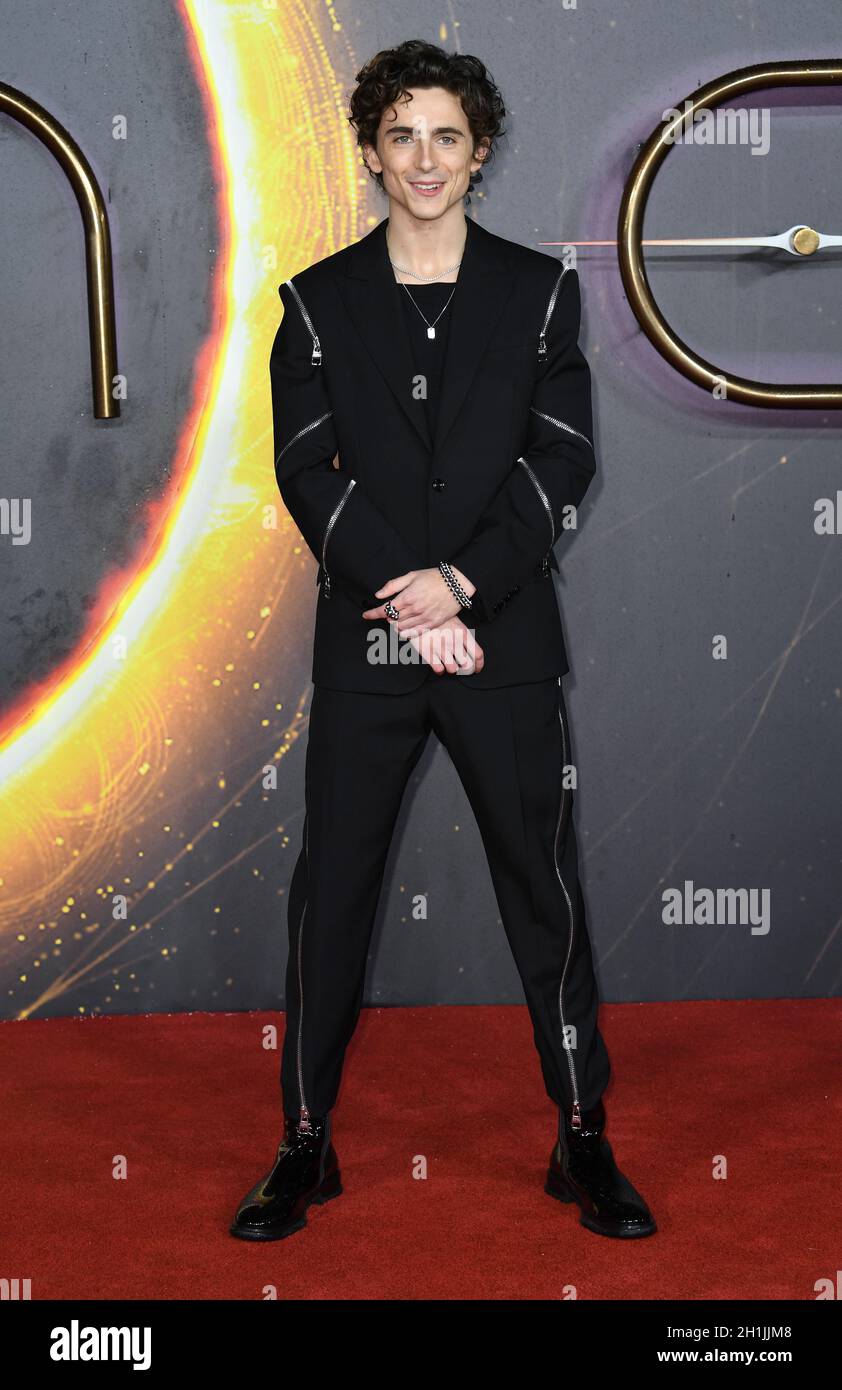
[
  {"x1": 229, "y1": 1112, "x2": 341, "y2": 1241},
  {"x1": 545, "y1": 1098, "x2": 657, "y2": 1238}
]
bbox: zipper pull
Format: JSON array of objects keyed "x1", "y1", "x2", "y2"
[
  {"x1": 311, "y1": 345, "x2": 322, "y2": 367},
  {"x1": 322, "y1": 571, "x2": 331, "y2": 599},
  {"x1": 571, "y1": 1100, "x2": 582, "y2": 1130},
  {"x1": 538, "y1": 331, "x2": 547, "y2": 361},
  {"x1": 298, "y1": 1105, "x2": 313, "y2": 1135}
]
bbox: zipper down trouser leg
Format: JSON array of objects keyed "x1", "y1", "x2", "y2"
[
  {"x1": 429, "y1": 674, "x2": 611, "y2": 1118},
  {"x1": 280, "y1": 680, "x2": 432, "y2": 1121}
]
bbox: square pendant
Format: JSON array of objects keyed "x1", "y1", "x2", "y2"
[{"x1": 427, "y1": 326, "x2": 436, "y2": 339}]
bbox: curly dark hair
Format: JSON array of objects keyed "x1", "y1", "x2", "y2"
[{"x1": 347, "y1": 39, "x2": 507, "y2": 200}]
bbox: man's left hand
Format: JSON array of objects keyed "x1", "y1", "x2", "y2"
[{"x1": 362, "y1": 566, "x2": 475, "y2": 633}]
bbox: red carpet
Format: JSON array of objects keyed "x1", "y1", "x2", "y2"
[{"x1": 1, "y1": 1000, "x2": 838, "y2": 1300}]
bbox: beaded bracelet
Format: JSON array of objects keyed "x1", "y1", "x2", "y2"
[{"x1": 438, "y1": 560, "x2": 473, "y2": 610}]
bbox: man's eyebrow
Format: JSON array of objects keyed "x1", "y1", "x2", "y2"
[{"x1": 385, "y1": 125, "x2": 465, "y2": 136}]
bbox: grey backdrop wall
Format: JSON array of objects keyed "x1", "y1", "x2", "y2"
[{"x1": 1, "y1": 0, "x2": 840, "y2": 1019}]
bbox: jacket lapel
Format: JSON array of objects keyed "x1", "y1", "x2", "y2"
[{"x1": 336, "y1": 216, "x2": 517, "y2": 457}]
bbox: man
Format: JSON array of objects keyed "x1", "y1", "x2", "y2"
[{"x1": 230, "y1": 39, "x2": 656, "y2": 1242}]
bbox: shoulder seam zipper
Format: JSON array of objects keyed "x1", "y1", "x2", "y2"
[
  {"x1": 538, "y1": 265, "x2": 570, "y2": 360},
  {"x1": 284, "y1": 278, "x2": 323, "y2": 366}
]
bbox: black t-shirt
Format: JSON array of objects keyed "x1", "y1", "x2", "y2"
[
  {"x1": 397, "y1": 280, "x2": 458, "y2": 439},
  {"x1": 397, "y1": 278, "x2": 480, "y2": 618}
]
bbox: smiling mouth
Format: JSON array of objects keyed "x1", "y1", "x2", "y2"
[{"x1": 409, "y1": 181, "x2": 446, "y2": 195}]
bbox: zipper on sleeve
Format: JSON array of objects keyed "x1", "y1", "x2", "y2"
[
  {"x1": 275, "y1": 410, "x2": 333, "y2": 466},
  {"x1": 529, "y1": 406, "x2": 593, "y2": 451},
  {"x1": 284, "y1": 278, "x2": 323, "y2": 366},
  {"x1": 320, "y1": 478, "x2": 356, "y2": 598},
  {"x1": 538, "y1": 265, "x2": 569, "y2": 361},
  {"x1": 518, "y1": 456, "x2": 555, "y2": 577}
]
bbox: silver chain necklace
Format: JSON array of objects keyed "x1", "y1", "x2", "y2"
[
  {"x1": 386, "y1": 231, "x2": 464, "y2": 338},
  {"x1": 398, "y1": 280, "x2": 458, "y2": 339},
  {"x1": 389, "y1": 256, "x2": 462, "y2": 282}
]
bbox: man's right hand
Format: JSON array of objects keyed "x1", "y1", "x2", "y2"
[{"x1": 407, "y1": 616, "x2": 485, "y2": 676}]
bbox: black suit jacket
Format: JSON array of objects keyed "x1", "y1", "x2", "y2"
[{"x1": 270, "y1": 215, "x2": 596, "y2": 692}]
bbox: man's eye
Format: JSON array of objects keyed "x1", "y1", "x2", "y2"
[{"x1": 392, "y1": 134, "x2": 457, "y2": 144}]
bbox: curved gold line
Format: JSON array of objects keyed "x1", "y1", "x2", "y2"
[
  {"x1": 0, "y1": 81, "x2": 119, "y2": 419},
  {"x1": 618, "y1": 60, "x2": 842, "y2": 408}
]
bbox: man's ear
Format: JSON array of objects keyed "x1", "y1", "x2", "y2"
[
  {"x1": 472, "y1": 136, "x2": 491, "y2": 172},
  {"x1": 360, "y1": 140, "x2": 381, "y2": 177}
]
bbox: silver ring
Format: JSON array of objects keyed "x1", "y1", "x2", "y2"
[{"x1": 384, "y1": 600, "x2": 400, "y2": 621}]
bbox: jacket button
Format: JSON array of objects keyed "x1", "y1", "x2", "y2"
[{"x1": 431, "y1": 477, "x2": 446, "y2": 491}]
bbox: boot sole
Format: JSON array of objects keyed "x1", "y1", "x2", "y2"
[
  {"x1": 229, "y1": 1169, "x2": 343, "y2": 1241},
  {"x1": 545, "y1": 1171, "x2": 657, "y2": 1239}
]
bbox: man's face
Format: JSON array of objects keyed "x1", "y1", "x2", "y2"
[{"x1": 364, "y1": 85, "x2": 488, "y2": 221}]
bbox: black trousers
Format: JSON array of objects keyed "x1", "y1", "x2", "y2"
[{"x1": 280, "y1": 673, "x2": 611, "y2": 1128}]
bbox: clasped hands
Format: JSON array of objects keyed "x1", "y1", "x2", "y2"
[{"x1": 362, "y1": 565, "x2": 485, "y2": 675}]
